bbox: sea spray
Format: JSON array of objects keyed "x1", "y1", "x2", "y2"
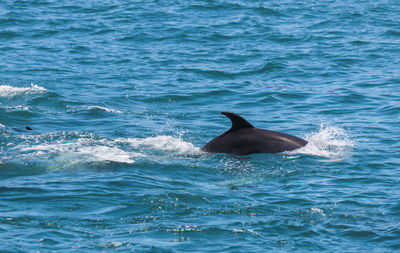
[{"x1": 290, "y1": 123, "x2": 354, "y2": 160}]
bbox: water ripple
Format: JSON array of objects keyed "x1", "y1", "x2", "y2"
[{"x1": 1, "y1": 0, "x2": 400, "y2": 251}]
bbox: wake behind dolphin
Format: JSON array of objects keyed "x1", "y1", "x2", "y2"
[{"x1": 202, "y1": 112, "x2": 307, "y2": 155}]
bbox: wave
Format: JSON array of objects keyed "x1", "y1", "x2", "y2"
[
  {"x1": 0, "y1": 105, "x2": 30, "y2": 111},
  {"x1": 67, "y1": 105, "x2": 122, "y2": 114},
  {"x1": 0, "y1": 83, "x2": 47, "y2": 98},
  {"x1": 86, "y1": 106, "x2": 122, "y2": 114}
]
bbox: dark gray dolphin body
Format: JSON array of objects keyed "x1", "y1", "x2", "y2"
[
  {"x1": 201, "y1": 112, "x2": 307, "y2": 155},
  {"x1": 11, "y1": 126, "x2": 33, "y2": 132}
]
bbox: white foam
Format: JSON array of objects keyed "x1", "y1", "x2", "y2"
[
  {"x1": 117, "y1": 135, "x2": 201, "y2": 155},
  {"x1": 66, "y1": 105, "x2": 122, "y2": 114},
  {"x1": 0, "y1": 123, "x2": 5, "y2": 128},
  {"x1": 62, "y1": 145, "x2": 137, "y2": 164},
  {"x1": 311, "y1": 207, "x2": 326, "y2": 216},
  {"x1": 0, "y1": 105, "x2": 30, "y2": 111},
  {"x1": 13, "y1": 132, "x2": 201, "y2": 165},
  {"x1": 16, "y1": 134, "x2": 141, "y2": 164},
  {"x1": 288, "y1": 124, "x2": 354, "y2": 160},
  {"x1": 0, "y1": 83, "x2": 47, "y2": 98},
  {"x1": 86, "y1": 106, "x2": 122, "y2": 114}
]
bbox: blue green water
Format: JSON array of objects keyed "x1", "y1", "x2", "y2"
[{"x1": 1, "y1": 0, "x2": 400, "y2": 252}]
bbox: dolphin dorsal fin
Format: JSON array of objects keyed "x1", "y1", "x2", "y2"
[{"x1": 222, "y1": 112, "x2": 254, "y2": 132}]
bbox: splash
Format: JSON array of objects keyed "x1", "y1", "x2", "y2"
[
  {"x1": 289, "y1": 124, "x2": 354, "y2": 160},
  {"x1": 0, "y1": 83, "x2": 47, "y2": 98}
]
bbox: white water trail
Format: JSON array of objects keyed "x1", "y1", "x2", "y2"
[
  {"x1": 117, "y1": 135, "x2": 201, "y2": 156},
  {"x1": 0, "y1": 83, "x2": 47, "y2": 98},
  {"x1": 12, "y1": 132, "x2": 201, "y2": 165}
]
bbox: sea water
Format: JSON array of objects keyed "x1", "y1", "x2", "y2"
[{"x1": 1, "y1": 0, "x2": 399, "y2": 252}]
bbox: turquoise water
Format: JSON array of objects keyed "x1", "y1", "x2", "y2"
[{"x1": 1, "y1": 0, "x2": 400, "y2": 251}]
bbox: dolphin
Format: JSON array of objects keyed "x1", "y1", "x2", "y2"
[
  {"x1": 11, "y1": 126, "x2": 33, "y2": 132},
  {"x1": 201, "y1": 112, "x2": 307, "y2": 155}
]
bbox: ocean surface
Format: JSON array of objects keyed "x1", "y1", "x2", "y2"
[{"x1": 1, "y1": 0, "x2": 399, "y2": 252}]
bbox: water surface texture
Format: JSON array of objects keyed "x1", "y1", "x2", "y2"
[{"x1": 1, "y1": 0, "x2": 400, "y2": 252}]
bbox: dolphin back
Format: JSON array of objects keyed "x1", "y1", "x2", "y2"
[{"x1": 201, "y1": 112, "x2": 307, "y2": 155}]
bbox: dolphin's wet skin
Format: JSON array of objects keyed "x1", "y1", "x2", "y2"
[
  {"x1": 202, "y1": 112, "x2": 307, "y2": 155},
  {"x1": 10, "y1": 126, "x2": 33, "y2": 132}
]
